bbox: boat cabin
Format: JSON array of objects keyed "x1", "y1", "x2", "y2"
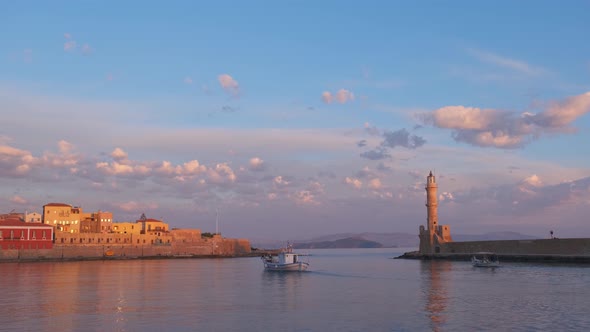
[{"x1": 279, "y1": 252, "x2": 299, "y2": 264}]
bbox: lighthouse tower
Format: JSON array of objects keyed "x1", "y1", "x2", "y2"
[
  {"x1": 419, "y1": 171, "x2": 452, "y2": 254},
  {"x1": 426, "y1": 171, "x2": 438, "y2": 248}
]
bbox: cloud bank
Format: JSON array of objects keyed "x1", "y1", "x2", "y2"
[{"x1": 420, "y1": 91, "x2": 590, "y2": 148}]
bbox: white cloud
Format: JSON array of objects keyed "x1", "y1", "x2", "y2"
[
  {"x1": 439, "y1": 192, "x2": 454, "y2": 202},
  {"x1": 114, "y1": 201, "x2": 159, "y2": 213},
  {"x1": 273, "y1": 175, "x2": 290, "y2": 187},
  {"x1": 111, "y1": 148, "x2": 129, "y2": 161},
  {"x1": 207, "y1": 163, "x2": 236, "y2": 183},
  {"x1": 10, "y1": 195, "x2": 27, "y2": 204},
  {"x1": 420, "y1": 91, "x2": 590, "y2": 149},
  {"x1": 529, "y1": 91, "x2": 590, "y2": 128},
  {"x1": 368, "y1": 178, "x2": 382, "y2": 190},
  {"x1": 218, "y1": 74, "x2": 240, "y2": 96},
  {"x1": 292, "y1": 190, "x2": 319, "y2": 205},
  {"x1": 522, "y1": 174, "x2": 543, "y2": 188},
  {"x1": 345, "y1": 177, "x2": 362, "y2": 189},
  {"x1": 248, "y1": 157, "x2": 266, "y2": 172},
  {"x1": 184, "y1": 77, "x2": 193, "y2": 84},
  {"x1": 335, "y1": 89, "x2": 355, "y2": 104},
  {"x1": 468, "y1": 48, "x2": 546, "y2": 77},
  {"x1": 430, "y1": 106, "x2": 497, "y2": 130},
  {"x1": 322, "y1": 89, "x2": 355, "y2": 104}
]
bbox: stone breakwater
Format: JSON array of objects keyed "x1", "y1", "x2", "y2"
[
  {"x1": 396, "y1": 237, "x2": 590, "y2": 263},
  {"x1": 395, "y1": 250, "x2": 590, "y2": 263}
]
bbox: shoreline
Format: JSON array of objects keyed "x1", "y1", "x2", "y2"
[{"x1": 0, "y1": 250, "x2": 276, "y2": 264}]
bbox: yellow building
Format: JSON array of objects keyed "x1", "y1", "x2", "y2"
[
  {"x1": 43, "y1": 203, "x2": 113, "y2": 234},
  {"x1": 42, "y1": 203, "x2": 83, "y2": 233},
  {"x1": 139, "y1": 217, "x2": 169, "y2": 235},
  {"x1": 112, "y1": 222, "x2": 142, "y2": 235}
]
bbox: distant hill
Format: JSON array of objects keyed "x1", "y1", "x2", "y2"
[
  {"x1": 293, "y1": 237, "x2": 383, "y2": 249},
  {"x1": 251, "y1": 231, "x2": 538, "y2": 249}
]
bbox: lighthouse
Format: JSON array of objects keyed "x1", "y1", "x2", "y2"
[
  {"x1": 426, "y1": 171, "x2": 438, "y2": 238},
  {"x1": 419, "y1": 171, "x2": 452, "y2": 254}
]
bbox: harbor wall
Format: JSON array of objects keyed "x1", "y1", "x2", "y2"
[
  {"x1": 0, "y1": 232, "x2": 252, "y2": 262},
  {"x1": 440, "y1": 238, "x2": 590, "y2": 256}
]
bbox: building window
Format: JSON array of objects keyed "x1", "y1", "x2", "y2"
[
  {"x1": 42, "y1": 231, "x2": 47, "y2": 240},
  {"x1": 11, "y1": 230, "x2": 14, "y2": 240},
  {"x1": 32, "y1": 232, "x2": 36, "y2": 240},
  {"x1": 0, "y1": 230, "x2": 2, "y2": 240}
]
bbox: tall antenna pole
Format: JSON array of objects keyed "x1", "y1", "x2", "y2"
[{"x1": 215, "y1": 207, "x2": 219, "y2": 235}]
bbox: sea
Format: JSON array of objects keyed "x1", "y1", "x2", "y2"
[{"x1": 1, "y1": 248, "x2": 589, "y2": 332}]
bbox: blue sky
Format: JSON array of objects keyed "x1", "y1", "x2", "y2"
[{"x1": 1, "y1": 1, "x2": 589, "y2": 240}]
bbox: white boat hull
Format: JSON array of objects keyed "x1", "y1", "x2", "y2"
[
  {"x1": 472, "y1": 261, "x2": 500, "y2": 267},
  {"x1": 471, "y1": 252, "x2": 500, "y2": 267},
  {"x1": 264, "y1": 262, "x2": 309, "y2": 272}
]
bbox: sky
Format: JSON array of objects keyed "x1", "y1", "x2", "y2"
[{"x1": 1, "y1": 1, "x2": 590, "y2": 240}]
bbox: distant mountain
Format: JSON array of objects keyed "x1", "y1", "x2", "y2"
[
  {"x1": 293, "y1": 237, "x2": 383, "y2": 249},
  {"x1": 250, "y1": 231, "x2": 538, "y2": 249},
  {"x1": 302, "y1": 232, "x2": 418, "y2": 248}
]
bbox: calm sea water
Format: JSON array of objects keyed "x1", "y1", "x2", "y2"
[{"x1": 1, "y1": 248, "x2": 589, "y2": 331}]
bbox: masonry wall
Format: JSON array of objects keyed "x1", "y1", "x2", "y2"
[
  {"x1": 0, "y1": 234, "x2": 251, "y2": 261},
  {"x1": 440, "y1": 238, "x2": 590, "y2": 256}
]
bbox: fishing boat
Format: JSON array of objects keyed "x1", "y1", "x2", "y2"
[
  {"x1": 471, "y1": 252, "x2": 500, "y2": 267},
  {"x1": 261, "y1": 244, "x2": 309, "y2": 272}
]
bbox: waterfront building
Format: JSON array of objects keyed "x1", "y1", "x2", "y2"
[
  {"x1": 138, "y1": 216, "x2": 169, "y2": 236},
  {"x1": 80, "y1": 211, "x2": 114, "y2": 233},
  {"x1": 0, "y1": 212, "x2": 24, "y2": 221},
  {"x1": 43, "y1": 203, "x2": 113, "y2": 234},
  {"x1": 112, "y1": 222, "x2": 142, "y2": 235},
  {"x1": 42, "y1": 203, "x2": 83, "y2": 233},
  {"x1": 25, "y1": 212, "x2": 42, "y2": 223},
  {"x1": 0, "y1": 217, "x2": 54, "y2": 249}
]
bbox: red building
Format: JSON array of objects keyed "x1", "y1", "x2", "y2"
[{"x1": 0, "y1": 218, "x2": 54, "y2": 250}]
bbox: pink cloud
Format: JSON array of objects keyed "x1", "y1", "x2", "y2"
[
  {"x1": 345, "y1": 177, "x2": 362, "y2": 189},
  {"x1": 335, "y1": 89, "x2": 355, "y2": 104},
  {"x1": 292, "y1": 190, "x2": 319, "y2": 205},
  {"x1": 368, "y1": 178, "x2": 382, "y2": 190},
  {"x1": 321, "y1": 89, "x2": 354, "y2": 104},
  {"x1": 111, "y1": 148, "x2": 129, "y2": 161},
  {"x1": 218, "y1": 74, "x2": 240, "y2": 96},
  {"x1": 0, "y1": 144, "x2": 36, "y2": 176},
  {"x1": 421, "y1": 91, "x2": 590, "y2": 149},
  {"x1": 10, "y1": 195, "x2": 27, "y2": 204},
  {"x1": 207, "y1": 163, "x2": 236, "y2": 183},
  {"x1": 248, "y1": 157, "x2": 265, "y2": 171},
  {"x1": 114, "y1": 201, "x2": 159, "y2": 213}
]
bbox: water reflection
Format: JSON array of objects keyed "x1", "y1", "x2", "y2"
[
  {"x1": 261, "y1": 271, "x2": 306, "y2": 312},
  {"x1": 421, "y1": 261, "x2": 452, "y2": 332}
]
